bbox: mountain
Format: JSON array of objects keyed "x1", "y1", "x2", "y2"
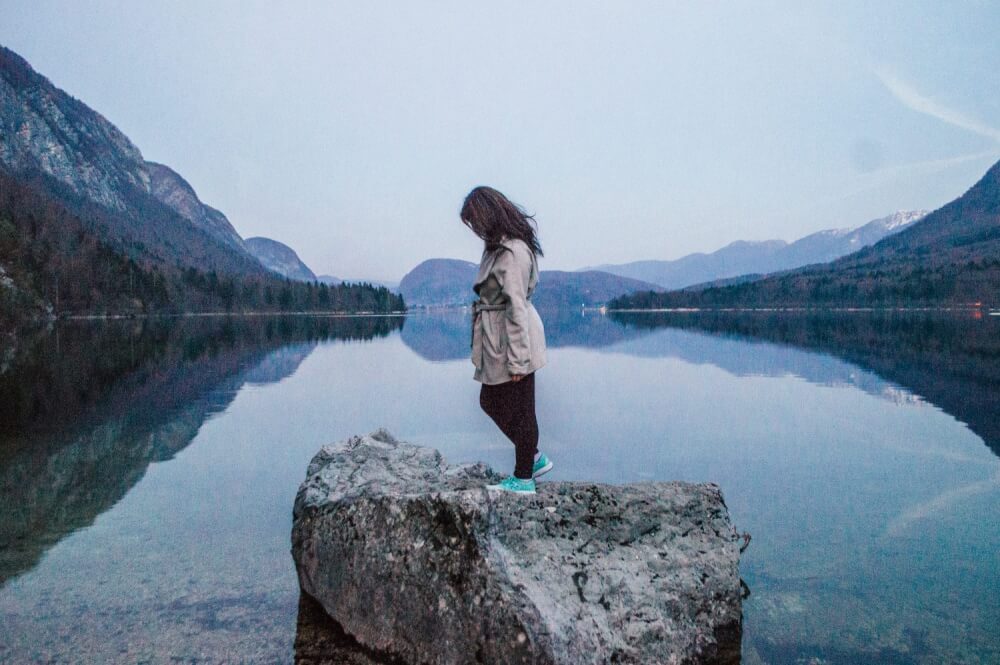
[
  {"x1": 587, "y1": 210, "x2": 927, "y2": 290},
  {"x1": 531, "y1": 270, "x2": 664, "y2": 308},
  {"x1": 585, "y1": 240, "x2": 785, "y2": 290},
  {"x1": 0, "y1": 46, "x2": 262, "y2": 276},
  {"x1": 610, "y1": 160, "x2": 1000, "y2": 308},
  {"x1": 146, "y1": 162, "x2": 248, "y2": 254},
  {"x1": 317, "y1": 275, "x2": 342, "y2": 285},
  {"x1": 399, "y1": 258, "x2": 660, "y2": 308},
  {"x1": 778, "y1": 210, "x2": 927, "y2": 266},
  {"x1": 0, "y1": 44, "x2": 404, "y2": 318},
  {"x1": 245, "y1": 237, "x2": 317, "y2": 281},
  {"x1": 399, "y1": 259, "x2": 480, "y2": 306}
]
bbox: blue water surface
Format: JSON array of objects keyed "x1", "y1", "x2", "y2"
[{"x1": 0, "y1": 311, "x2": 997, "y2": 663}]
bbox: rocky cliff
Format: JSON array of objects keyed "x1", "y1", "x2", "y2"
[
  {"x1": 145, "y1": 161, "x2": 248, "y2": 253},
  {"x1": 0, "y1": 47, "x2": 147, "y2": 212},
  {"x1": 291, "y1": 429, "x2": 744, "y2": 665},
  {"x1": 245, "y1": 236, "x2": 317, "y2": 281},
  {"x1": 0, "y1": 45, "x2": 262, "y2": 275}
]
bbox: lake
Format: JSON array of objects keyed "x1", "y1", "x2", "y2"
[{"x1": 1, "y1": 310, "x2": 998, "y2": 664}]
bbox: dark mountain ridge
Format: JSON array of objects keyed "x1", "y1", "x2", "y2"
[
  {"x1": 610, "y1": 160, "x2": 1000, "y2": 308},
  {"x1": 0, "y1": 44, "x2": 402, "y2": 318},
  {"x1": 0, "y1": 45, "x2": 261, "y2": 275},
  {"x1": 865, "y1": 161, "x2": 1000, "y2": 256}
]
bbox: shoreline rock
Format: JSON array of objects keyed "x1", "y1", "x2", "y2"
[{"x1": 291, "y1": 429, "x2": 744, "y2": 665}]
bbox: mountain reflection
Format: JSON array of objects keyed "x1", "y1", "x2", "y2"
[
  {"x1": 399, "y1": 309, "x2": 1000, "y2": 458},
  {"x1": 399, "y1": 307, "x2": 648, "y2": 361},
  {"x1": 609, "y1": 310, "x2": 1000, "y2": 458},
  {"x1": 0, "y1": 315, "x2": 403, "y2": 585}
]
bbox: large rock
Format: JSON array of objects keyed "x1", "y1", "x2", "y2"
[{"x1": 291, "y1": 429, "x2": 744, "y2": 665}]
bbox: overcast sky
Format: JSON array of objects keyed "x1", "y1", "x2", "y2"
[{"x1": 3, "y1": 1, "x2": 999, "y2": 281}]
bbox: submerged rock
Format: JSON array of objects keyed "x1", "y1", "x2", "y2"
[{"x1": 291, "y1": 429, "x2": 743, "y2": 665}]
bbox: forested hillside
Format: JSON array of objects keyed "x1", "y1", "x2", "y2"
[
  {"x1": 610, "y1": 160, "x2": 1000, "y2": 309},
  {"x1": 0, "y1": 45, "x2": 403, "y2": 323},
  {"x1": 0, "y1": 171, "x2": 403, "y2": 323}
]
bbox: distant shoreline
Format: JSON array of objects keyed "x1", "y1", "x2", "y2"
[
  {"x1": 606, "y1": 305, "x2": 995, "y2": 314},
  {"x1": 63, "y1": 310, "x2": 409, "y2": 320},
  {"x1": 1, "y1": 310, "x2": 409, "y2": 325},
  {"x1": 8, "y1": 306, "x2": 999, "y2": 327},
  {"x1": 392, "y1": 303, "x2": 998, "y2": 314}
]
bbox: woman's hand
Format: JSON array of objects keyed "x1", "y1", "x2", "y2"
[{"x1": 510, "y1": 373, "x2": 525, "y2": 382}]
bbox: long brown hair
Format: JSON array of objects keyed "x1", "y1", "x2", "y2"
[{"x1": 460, "y1": 186, "x2": 544, "y2": 257}]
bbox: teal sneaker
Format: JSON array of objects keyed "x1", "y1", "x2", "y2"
[
  {"x1": 532, "y1": 453, "x2": 553, "y2": 479},
  {"x1": 486, "y1": 475, "x2": 536, "y2": 494}
]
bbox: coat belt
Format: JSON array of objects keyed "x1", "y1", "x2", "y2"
[
  {"x1": 470, "y1": 297, "x2": 535, "y2": 349},
  {"x1": 472, "y1": 300, "x2": 507, "y2": 312},
  {"x1": 470, "y1": 300, "x2": 507, "y2": 349}
]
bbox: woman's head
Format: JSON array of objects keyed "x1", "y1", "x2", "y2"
[{"x1": 460, "y1": 186, "x2": 543, "y2": 257}]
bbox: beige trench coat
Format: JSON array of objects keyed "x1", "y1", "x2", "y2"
[{"x1": 470, "y1": 237, "x2": 547, "y2": 384}]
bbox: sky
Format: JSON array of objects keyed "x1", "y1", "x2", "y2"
[{"x1": 2, "y1": 1, "x2": 999, "y2": 282}]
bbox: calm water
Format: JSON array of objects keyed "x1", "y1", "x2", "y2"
[{"x1": 1, "y1": 311, "x2": 998, "y2": 664}]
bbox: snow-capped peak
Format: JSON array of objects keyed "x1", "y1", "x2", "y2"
[{"x1": 880, "y1": 210, "x2": 930, "y2": 231}]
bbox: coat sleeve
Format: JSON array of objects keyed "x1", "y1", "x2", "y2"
[{"x1": 493, "y1": 244, "x2": 533, "y2": 375}]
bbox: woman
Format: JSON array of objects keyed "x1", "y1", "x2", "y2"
[{"x1": 463, "y1": 185, "x2": 552, "y2": 494}]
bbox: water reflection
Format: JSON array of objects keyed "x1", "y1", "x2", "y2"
[
  {"x1": 404, "y1": 308, "x2": 1000, "y2": 459},
  {"x1": 609, "y1": 310, "x2": 1000, "y2": 458},
  {"x1": 0, "y1": 310, "x2": 997, "y2": 663},
  {"x1": 295, "y1": 592, "x2": 395, "y2": 665},
  {"x1": 399, "y1": 307, "x2": 647, "y2": 361},
  {"x1": 0, "y1": 315, "x2": 402, "y2": 586},
  {"x1": 399, "y1": 309, "x2": 1000, "y2": 663}
]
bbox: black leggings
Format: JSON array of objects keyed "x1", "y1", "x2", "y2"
[{"x1": 479, "y1": 371, "x2": 539, "y2": 480}]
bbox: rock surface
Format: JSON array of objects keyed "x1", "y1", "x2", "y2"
[
  {"x1": 146, "y1": 161, "x2": 248, "y2": 253},
  {"x1": 245, "y1": 236, "x2": 318, "y2": 282},
  {"x1": 0, "y1": 45, "x2": 265, "y2": 276},
  {"x1": 291, "y1": 429, "x2": 743, "y2": 665}
]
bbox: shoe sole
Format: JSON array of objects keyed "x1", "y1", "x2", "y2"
[
  {"x1": 532, "y1": 460, "x2": 553, "y2": 478},
  {"x1": 485, "y1": 484, "x2": 535, "y2": 494}
]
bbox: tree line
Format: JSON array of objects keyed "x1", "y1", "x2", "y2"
[
  {"x1": 0, "y1": 170, "x2": 405, "y2": 323},
  {"x1": 608, "y1": 259, "x2": 1000, "y2": 309}
]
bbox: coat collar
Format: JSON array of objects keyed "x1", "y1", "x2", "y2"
[
  {"x1": 472, "y1": 236, "x2": 537, "y2": 295},
  {"x1": 473, "y1": 244, "x2": 505, "y2": 294}
]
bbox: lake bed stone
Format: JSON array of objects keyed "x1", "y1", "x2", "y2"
[{"x1": 291, "y1": 428, "x2": 744, "y2": 664}]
